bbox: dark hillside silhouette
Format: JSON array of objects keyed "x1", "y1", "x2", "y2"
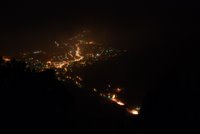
[{"x1": 0, "y1": 57, "x2": 137, "y2": 133}]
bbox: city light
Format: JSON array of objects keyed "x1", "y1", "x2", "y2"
[
  {"x1": 14, "y1": 31, "x2": 140, "y2": 115},
  {"x1": 2, "y1": 56, "x2": 11, "y2": 62},
  {"x1": 127, "y1": 107, "x2": 140, "y2": 115},
  {"x1": 19, "y1": 31, "x2": 125, "y2": 87}
]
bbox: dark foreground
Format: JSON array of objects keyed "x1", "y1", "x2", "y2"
[{"x1": 0, "y1": 56, "x2": 198, "y2": 133}]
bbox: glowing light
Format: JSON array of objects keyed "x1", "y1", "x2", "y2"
[
  {"x1": 115, "y1": 101, "x2": 125, "y2": 106},
  {"x1": 127, "y1": 108, "x2": 139, "y2": 115},
  {"x1": 17, "y1": 31, "x2": 129, "y2": 112},
  {"x1": 96, "y1": 53, "x2": 100, "y2": 57},
  {"x1": 52, "y1": 61, "x2": 68, "y2": 69},
  {"x1": 46, "y1": 61, "x2": 52, "y2": 64},
  {"x1": 76, "y1": 76, "x2": 82, "y2": 81},
  {"x1": 111, "y1": 94, "x2": 125, "y2": 106},
  {"x1": 116, "y1": 88, "x2": 122, "y2": 92},
  {"x1": 74, "y1": 44, "x2": 84, "y2": 61},
  {"x1": 2, "y1": 56, "x2": 11, "y2": 62},
  {"x1": 89, "y1": 41, "x2": 94, "y2": 44},
  {"x1": 112, "y1": 94, "x2": 116, "y2": 99},
  {"x1": 33, "y1": 50, "x2": 42, "y2": 54},
  {"x1": 55, "y1": 41, "x2": 60, "y2": 47}
]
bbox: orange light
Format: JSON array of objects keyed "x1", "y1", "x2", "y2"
[
  {"x1": 74, "y1": 44, "x2": 83, "y2": 61},
  {"x1": 111, "y1": 95, "x2": 125, "y2": 106},
  {"x1": 127, "y1": 108, "x2": 140, "y2": 115},
  {"x1": 2, "y1": 56, "x2": 11, "y2": 62},
  {"x1": 116, "y1": 101, "x2": 125, "y2": 106},
  {"x1": 46, "y1": 61, "x2": 52, "y2": 64}
]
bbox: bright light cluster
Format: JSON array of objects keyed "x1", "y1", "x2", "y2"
[
  {"x1": 16, "y1": 31, "x2": 140, "y2": 115},
  {"x1": 19, "y1": 31, "x2": 125, "y2": 87},
  {"x1": 93, "y1": 86, "x2": 140, "y2": 115}
]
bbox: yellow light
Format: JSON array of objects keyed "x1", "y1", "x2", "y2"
[
  {"x1": 112, "y1": 94, "x2": 116, "y2": 99},
  {"x1": 111, "y1": 95, "x2": 125, "y2": 106},
  {"x1": 127, "y1": 108, "x2": 139, "y2": 115},
  {"x1": 74, "y1": 44, "x2": 84, "y2": 62},
  {"x1": 116, "y1": 101, "x2": 125, "y2": 106}
]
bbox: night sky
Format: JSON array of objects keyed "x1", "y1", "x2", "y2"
[
  {"x1": 0, "y1": 1, "x2": 194, "y2": 53},
  {"x1": 0, "y1": 1, "x2": 160, "y2": 53},
  {"x1": 0, "y1": 0, "x2": 199, "y2": 105}
]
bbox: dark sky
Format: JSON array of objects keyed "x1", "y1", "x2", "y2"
[
  {"x1": 0, "y1": 0, "x2": 161, "y2": 54},
  {"x1": 0, "y1": 0, "x2": 197, "y2": 55}
]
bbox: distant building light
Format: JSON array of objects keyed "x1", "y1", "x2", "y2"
[
  {"x1": 33, "y1": 50, "x2": 42, "y2": 54},
  {"x1": 89, "y1": 41, "x2": 94, "y2": 44},
  {"x1": 2, "y1": 56, "x2": 11, "y2": 62},
  {"x1": 127, "y1": 108, "x2": 140, "y2": 115},
  {"x1": 96, "y1": 53, "x2": 100, "y2": 57},
  {"x1": 93, "y1": 88, "x2": 97, "y2": 92}
]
